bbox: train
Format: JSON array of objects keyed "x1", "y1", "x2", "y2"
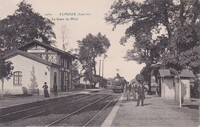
[{"x1": 112, "y1": 74, "x2": 127, "y2": 93}]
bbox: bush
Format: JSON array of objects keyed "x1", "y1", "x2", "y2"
[{"x1": 191, "y1": 80, "x2": 200, "y2": 98}]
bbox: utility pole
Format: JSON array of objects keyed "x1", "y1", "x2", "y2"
[
  {"x1": 102, "y1": 59, "x2": 104, "y2": 77},
  {"x1": 99, "y1": 60, "x2": 101, "y2": 76}
]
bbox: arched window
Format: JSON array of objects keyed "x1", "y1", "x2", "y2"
[{"x1": 13, "y1": 71, "x2": 22, "y2": 85}]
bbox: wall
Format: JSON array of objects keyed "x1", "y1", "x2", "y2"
[
  {"x1": 161, "y1": 78, "x2": 175, "y2": 100},
  {"x1": 2, "y1": 54, "x2": 51, "y2": 95},
  {"x1": 160, "y1": 77, "x2": 191, "y2": 104},
  {"x1": 180, "y1": 79, "x2": 190, "y2": 100}
]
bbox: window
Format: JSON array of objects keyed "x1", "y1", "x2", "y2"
[{"x1": 13, "y1": 71, "x2": 22, "y2": 85}]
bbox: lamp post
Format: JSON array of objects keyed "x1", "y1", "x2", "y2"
[{"x1": 179, "y1": 74, "x2": 182, "y2": 107}]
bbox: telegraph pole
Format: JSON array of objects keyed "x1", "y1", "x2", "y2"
[
  {"x1": 102, "y1": 59, "x2": 104, "y2": 77},
  {"x1": 99, "y1": 60, "x2": 101, "y2": 76}
]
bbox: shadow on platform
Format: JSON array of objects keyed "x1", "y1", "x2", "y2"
[{"x1": 182, "y1": 104, "x2": 199, "y2": 110}]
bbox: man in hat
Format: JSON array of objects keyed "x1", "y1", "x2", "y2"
[
  {"x1": 136, "y1": 81, "x2": 148, "y2": 106},
  {"x1": 132, "y1": 81, "x2": 137, "y2": 101},
  {"x1": 53, "y1": 83, "x2": 58, "y2": 97}
]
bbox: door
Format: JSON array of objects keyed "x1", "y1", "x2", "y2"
[{"x1": 61, "y1": 71, "x2": 65, "y2": 91}]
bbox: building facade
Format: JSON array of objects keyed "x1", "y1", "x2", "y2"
[
  {"x1": 158, "y1": 69, "x2": 195, "y2": 103},
  {"x1": 1, "y1": 40, "x2": 76, "y2": 95}
]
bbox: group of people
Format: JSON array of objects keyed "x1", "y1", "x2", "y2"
[{"x1": 125, "y1": 80, "x2": 148, "y2": 106}]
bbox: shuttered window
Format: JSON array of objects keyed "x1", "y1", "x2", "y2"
[{"x1": 13, "y1": 71, "x2": 22, "y2": 85}]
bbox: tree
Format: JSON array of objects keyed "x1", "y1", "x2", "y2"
[
  {"x1": 77, "y1": 33, "x2": 110, "y2": 85},
  {"x1": 0, "y1": 0, "x2": 56, "y2": 52},
  {"x1": 106, "y1": 0, "x2": 200, "y2": 93},
  {"x1": 29, "y1": 66, "x2": 37, "y2": 90},
  {"x1": 162, "y1": 0, "x2": 200, "y2": 74},
  {"x1": 106, "y1": 0, "x2": 171, "y2": 93},
  {"x1": 0, "y1": 52, "x2": 13, "y2": 98},
  {"x1": 61, "y1": 24, "x2": 69, "y2": 51},
  {"x1": 69, "y1": 49, "x2": 80, "y2": 80}
]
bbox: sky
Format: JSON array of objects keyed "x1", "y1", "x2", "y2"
[{"x1": 0, "y1": 0, "x2": 145, "y2": 81}]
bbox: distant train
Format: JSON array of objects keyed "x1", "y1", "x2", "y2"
[{"x1": 112, "y1": 74, "x2": 127, "y2": 93}]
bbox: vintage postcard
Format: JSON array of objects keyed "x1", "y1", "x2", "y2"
[{"x1": 0, "y1": 0, "x2": 199, "y2": 127}]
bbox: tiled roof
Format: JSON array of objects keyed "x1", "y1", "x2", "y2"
[
  {"x1": 159, "y1": 69, "x2": 195, "y2": 78},
  {"x1": 159, "y1": 69, "x2": 172, "y2": 77},
  {"x1": 180, "y1": 69, "x2": 195, "y2": 78}
]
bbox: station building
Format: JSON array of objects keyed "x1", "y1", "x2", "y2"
[
  {"x1": 1, "y1": 40, "x2": 76, "y2": 95},
  {"x1": 158, "y1": 69, "x2": 195, "y2": 103}
]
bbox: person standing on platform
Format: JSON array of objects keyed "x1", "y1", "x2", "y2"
[
  {"x1": 126, "y1": 83, "x2": 132, "y2": 101},
  {"x1": 42, "y1": 82, "x2": 50, "y2": 98},
  {"x1": 136, "y1": 83, "x2": 148, "y2": 106},
  {"x1": 132, "y1": 82, "x2": 137, "y2": 101},
  {"x1": 155, "y1": 82, "x2": 159, "y2": 96},
  {"x1": 53, "y1": 83, "x2": 58, "y2": 97}
]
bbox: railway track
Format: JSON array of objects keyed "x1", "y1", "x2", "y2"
[
  {"x1": 0, "y1": 93, "x2": 91, "y2": 123},
  {"x1": 46, "y1": 94, "x2": 119, "y2": 127},
  {"x1": 1, "y1": 91, "x2": 121, "y2": 127}
]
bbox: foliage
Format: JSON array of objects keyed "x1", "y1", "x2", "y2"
[
  {"x1": 71, "y1": 60, "x2": 80, "y2": 80},
  {"x1": 105, "y1": 0, "x2": 172, "y2": 92},
  {"x1": 0, "y1": 58, "x2": 13, "y2": 81},
  {"x1": 29, "y1": 66, "x2": 37, "y2": 90},
  {"x1": 140, "y1": 66, "x2": 151, "y2": 82},
  {"x1": 0, "y1": 51, "x2": 13, "y2": 97},
  {"x1": 191, "y1": 75, "x2": 200, "y2": 98},
  {"x1": 0, "y1": 0, "x2": 56, "y2": 52},
  {"x1": 91, "y1": 75, "x2": 107, "y2": 88},
  {"x1": 106, "y1": 0, "x2": 200, "y2": 93},
  {"x1": 106, "y1": 0, "x2": 176, "y2": 64},
  {"x1": 67, "y1": 49, "x2": 80, "y2": 80},
  {"x1": 77, "y1": 33, "x2": 110, "y2": 84},
  {"x1": 162, "y1": 0, "x2": 200, "y2": 73}
]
